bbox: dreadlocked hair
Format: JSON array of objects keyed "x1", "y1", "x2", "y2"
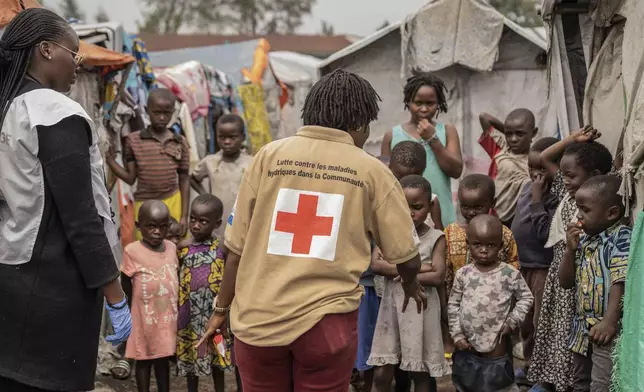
[
  {"x1": 0, "y1": 8, "x2": 70, "y2": 127},
  {"x1": 302, "y1": 69, "x2": 381, "y2": 132},
  {"x1": 403, "y1": 68, "x2": 448, "y2": 113}
]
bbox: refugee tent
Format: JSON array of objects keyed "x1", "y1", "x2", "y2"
[
  {"x1": 319, "y1": 0, "x2": 555, "y2": 181},
  {"x1": 269, "y1": 51, "x2": 321, "y2": 138}
]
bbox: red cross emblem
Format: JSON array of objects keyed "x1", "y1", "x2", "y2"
[{"x1": 274, "y1": 194, "x2": 334, "y2": 255}]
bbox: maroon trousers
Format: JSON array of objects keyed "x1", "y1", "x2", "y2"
[{"x1": 235, "y1": 311, "x2": 358, "y2": 392}]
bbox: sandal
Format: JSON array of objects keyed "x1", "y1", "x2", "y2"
[{"x1": 110, "y1": 359, "x2": 131, "y2": 380}]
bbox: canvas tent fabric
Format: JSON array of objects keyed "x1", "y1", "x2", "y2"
[
  {"x1": 0, "y1": 0, "x2": 134, "y2": 67},
  {"x1": 401, "y1": 0, "x2": 506, "y2": 75},
  {"x1": 319, "y1": 0, "x2": 555, "y2": 188},
  {"x1": 269, "y1": 51, "x2": 320, "y2": 139}
]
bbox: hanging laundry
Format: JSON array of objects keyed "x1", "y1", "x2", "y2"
[
  {"x1": 237, "y1": 83, "x2": 272, "y2": 154},
  {"x1": 155, "y1": 61, "x2": 211, "y2": 121}
]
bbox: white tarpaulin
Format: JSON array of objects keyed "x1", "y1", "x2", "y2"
[
  {"x1": 401, "y1": 0, "x2": 506, "y2": 75},
  {"x1": 319, "y1": 0, "x2": 554, "y2": 208}
]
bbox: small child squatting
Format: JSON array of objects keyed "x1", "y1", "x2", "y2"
[
  {"x1": 559, "y1": 175, "x2": 629, "y2": 392},
  {"x1": 448, "y1": 215, "x2": 533, "y2": 392}
]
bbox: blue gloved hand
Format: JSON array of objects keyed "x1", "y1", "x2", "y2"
[{"x1": 105, "y1": 296, "x2": 132, "y2": 346}]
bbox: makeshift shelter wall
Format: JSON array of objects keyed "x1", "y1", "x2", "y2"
[
  {"x1": 269, "y1": 51, "x2": 320, "y2": 139},
  {"x1": 321, "y1": 29, "x2": 407, "y2": 156},
  {"x1": 321, "y1": 27, "x2": 556, "y2": 164}
]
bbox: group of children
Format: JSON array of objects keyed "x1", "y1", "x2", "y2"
[
  {"x1": 352, "y1": 71, "x2": 628, "y2": 392},
  {"x1": 107, "y1": 72, "x2": 630, "y2": 392},
  {"x1": 106, "y1": 89, "x2": 251, "y2": 392}
]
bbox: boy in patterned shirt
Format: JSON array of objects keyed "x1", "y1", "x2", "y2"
[
  {"x1": 448, "y1": 215, "x2": 533, "y2": 392},
  {"x1": 559, "y1": 175, "x2": 630, "y2": 392}
]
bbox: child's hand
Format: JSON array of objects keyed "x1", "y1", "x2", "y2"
[
  {"x1": 589, "y1": 320, "x2": 618, "y2": 346},
  {"x1": 531, "y1": 173, "x2": 548, "y2": 202},
  {"x1": 571, "y1": 125, "x2": 601, "y2": 143},
  {"x1": 417, "y1": 119, "x2": 437, "y2": 141},
  {"x1": 454, "y1": 339, "x2": 473, "y2": 351},
  {"x1": 566, "y1": 222, "x2": 583, "y2": 252}
]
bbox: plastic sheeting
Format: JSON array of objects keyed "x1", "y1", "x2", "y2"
[{"x1": 614, "y1": 211, "x2": 644, "y2": 392}]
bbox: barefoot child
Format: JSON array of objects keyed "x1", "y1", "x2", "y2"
[
  {"x1": 107, "y1": 89, "x2": 191, "y2": 238},
  {"x1": 382, "y1": 70, "x2": 463, "y2": 226},
  {"x1": 510, "y1": 137, "x2": 560, "y2": 385},
  {"x1": 191, "y1": 114, "x2": 253, "y2": 238},
  {"x1": 121, "y1": 201, "x2": 179, "y2": 392},
  {"x1": 479, "y1": 110, "x2": 538, "y2": 227},
  {"x1": 559, "y1": 175, "x2": 629, "y2": 392},
  {"x1": 176, "y1": 194, "x2": 231, "y2": 392},
  {"x1": 448, "y1": 215, "x2": 533, "y2": 392},
  {"x1": 528, "y1": 128, "x2": 613, "y2": 392},
  {"x1": 368, "y1": 175, "x2": 451, "y2": 392}
]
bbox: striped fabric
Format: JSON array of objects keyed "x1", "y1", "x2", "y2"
[{"x1": 124, "y1": 129, "x2": 190, "y2": 201}]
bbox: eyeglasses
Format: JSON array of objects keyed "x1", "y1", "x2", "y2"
[{"x1": 41, "y1": 41, "x2": 85, "y2": 65}]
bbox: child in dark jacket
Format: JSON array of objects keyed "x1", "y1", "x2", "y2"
[{"x1": 511, "y1": 137, "x2": 560, "y2": 384}]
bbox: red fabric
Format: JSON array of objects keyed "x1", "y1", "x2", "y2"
[
  {"x1": 234, "y1": 311, "x2": 358, "y2": 392},
  {"x1": 478, "y1": 128, "x2": 501, "y2": 180}
]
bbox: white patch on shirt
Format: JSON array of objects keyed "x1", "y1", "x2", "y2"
[{"x1": 267, "y1": 188, "x2": 344, "y2": 261}]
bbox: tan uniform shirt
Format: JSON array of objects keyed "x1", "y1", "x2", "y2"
[
  {"x1": 192, "y1": 151, "x2": 253, "y2": 238},
  {"x1": 225, "y1": 126, "x2": 419, "y2": 346}
]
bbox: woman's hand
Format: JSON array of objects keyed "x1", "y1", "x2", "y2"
[
  {"x1": 195, "y1": 312, "x2": 228, "y2": 348},
  {"x1": 401, "y1": 277, "x2": 428, "y2": 314},
  {"x1": 417, "y1": 119, "x2": 437, "y2": 141}
]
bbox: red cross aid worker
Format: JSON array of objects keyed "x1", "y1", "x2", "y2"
[{"x1": 197, "y1": 70, "x2": 427, "y2": 391}]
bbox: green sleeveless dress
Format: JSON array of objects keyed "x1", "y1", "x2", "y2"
[{"x1": 390, "y1": 124, "x2": 456, "y2": 225}]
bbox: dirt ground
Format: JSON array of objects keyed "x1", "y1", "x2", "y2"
[
  {"x1": 96, "y1": 372, "x2": 458, "y2": 392},
  {"x1": 95, "y1": 369, "x2": 530, "y2": 391}
]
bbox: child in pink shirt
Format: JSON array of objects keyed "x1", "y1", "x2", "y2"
[{"x1": 121, "y1": 200, "x2": 179, "y2": 392}]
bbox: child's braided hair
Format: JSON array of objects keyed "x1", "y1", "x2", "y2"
[
  {"x1": 302, "y1": 69, "x2": 381, "y2": 132},
  {"x1": 403, "y1": 68, "x2": 448, "y2": 113}
]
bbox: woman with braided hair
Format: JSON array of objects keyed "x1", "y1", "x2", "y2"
[
  {"x1": 382, "y1": 70, "x2": 463, "y2": 228},
  {"x1": 197, "y1": 69, "x2": 427, "y2": 391},
  {"x1": 0, "y1": 8, "x2": 131, "y2": 392}
]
